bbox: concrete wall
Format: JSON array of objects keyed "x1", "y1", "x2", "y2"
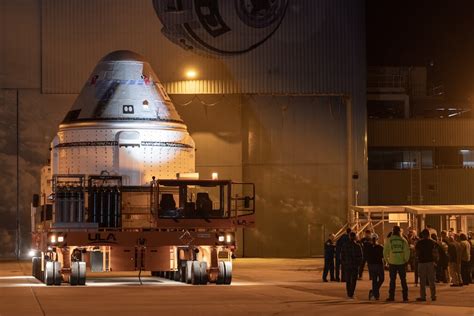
[{"x1": 242, "y1": 96, "x2": 348, "y2": 257}]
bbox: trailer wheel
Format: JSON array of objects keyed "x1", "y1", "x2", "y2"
[
  {"x1": 173, "y1": 270, "x2": 181, "y2": 282},
  {"x1": 44, "y1": 261, "x2": 61, "y2": 286},
  {"x1": 199, "y1": 261, "x2": 208, "y2": 285},
  {"x1": 71, "y1": 262, "x2": 86, "y2": 286},
  {"x1": 32, "y1": 257, "x2": 41, "y2": 280},
  {"x1": 191, "y1": 261, "x2": 201, "y2": 285},
  {"x1": 53, "y1": 261, "x2": 62, "y2": 285},
  {"x1": 186, "y1": 261, "x2": 193, "y2": 284},
  {"x1": 223, "y1": 261, "x2": 232, "y2": 285},
  {"x1": 217, "y1": 261, "x2": 232, "y2": 285},
  {"x1": 180, "y1": 265, "x2": 186, "y2": 283},
  {"x1": 70, "y1": 263, "x2": 78, "y2": 286},
  {"x1": 44, "y1": 261, "x2": 53, "y2": 285}
]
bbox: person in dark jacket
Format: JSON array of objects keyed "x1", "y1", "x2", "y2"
[
  {"x1": 415, "y1": 229, "x2": 437, "y2": 302},
  {"x1": 432, "y1": 234, "x2": 448, "y2": 283},
  {"x1": 447, "y1": 236, "x2": 462, "y2": 287},
  {"x1": 453, "y1": 234, "x2": 463, "y2": 286},
  {"x1": 367, "y1": 233, "x2": 384, "y2": 300},
  {"x1": 460, "y1": 233, "x2": 471, "y2": 285},
  {"x1": 323, "y1": 233, "x2": 336, "y2": 282},
  {"x1": 335, "y1": 228, "x2": 351, "y2": 282},
  {"x1": 469, "y1": 233, "x2": 474, "y2": 283},
  {"x1": 341, "y1": 232, "x2": 363, "y2": 299},
  {"x1": 358, "y1": 229, "x2": 372, "y2": 279}
]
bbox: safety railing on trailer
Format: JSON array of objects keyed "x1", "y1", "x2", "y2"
[{"x1": 230, "y1": 182, "x2": 255, "y2": 219}]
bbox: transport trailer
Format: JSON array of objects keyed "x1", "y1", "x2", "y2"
[
  {"x1": 30, "y1": 175, "x2": 255, "y2": 285},
  {"x1": 29, "y1": 50, "x2": 255, "y2": 286}
]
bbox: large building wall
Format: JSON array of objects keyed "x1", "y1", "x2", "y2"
[
  {"x1": 370, "y1": 169, "x2": 474, "y2": 205},
  {"x1": 0, "y1": 0, "x2": 366, "y2": 257}
]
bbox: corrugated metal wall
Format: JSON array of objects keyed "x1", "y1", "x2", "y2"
[
  {"x1": 41, "y1": 0, "x2": 365, "y2": 95},
  {"x1": 0, "y1": 0, "x2": 41, "y2": 89},
  {"x1": 370, "y1": 169, "x2": 474, "y2": 205},
  {"x1": 369, "y1": 119, "x2": 474, "y2": 147}
]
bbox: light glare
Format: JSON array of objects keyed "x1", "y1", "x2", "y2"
[{"x1": 185, "y1": 69, "x2": 198, "y2": 79}]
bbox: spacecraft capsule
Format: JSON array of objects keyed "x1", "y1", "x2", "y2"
[{"x1": 50, "y1": 50, "x2": 195, "y2": 185}]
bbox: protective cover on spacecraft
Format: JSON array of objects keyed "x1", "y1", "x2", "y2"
[{"x1": 50, "y1": 50, "x2": 195, "y2": 185}]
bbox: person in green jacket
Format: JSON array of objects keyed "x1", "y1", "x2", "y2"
[{"x1": 384, "y1": 225, "x2": 411, "y2": 302}]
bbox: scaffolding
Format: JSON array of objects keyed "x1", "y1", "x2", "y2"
[{"x1": 340, "y1": 205, "x2": 474, "y2": 242}]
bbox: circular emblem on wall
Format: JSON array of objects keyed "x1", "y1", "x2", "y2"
[{"x1": 153, "y1": 0, "x2": 289, "y2": 57}]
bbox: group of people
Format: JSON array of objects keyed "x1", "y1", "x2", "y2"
[
  {"x1": 407, "y1": 226, "x2": 474, "y2": 288},
  {"x1": 323, "y1": 225, "x2": 474, "y2": 302}
]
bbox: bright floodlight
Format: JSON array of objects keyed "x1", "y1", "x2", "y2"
[
  {"x1": 185, "y1": 69, "x2": 198, "y2": 79},
  {"x1": 212, "y1": 172, "x2": 218, "y2": 180},
  {"x1": 28, "y1": 249, "x2": 36, "y2": 257}
]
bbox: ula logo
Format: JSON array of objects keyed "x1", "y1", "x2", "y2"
[{"x1": 88, "y1": 233, "x2": 117, "y2": 244}]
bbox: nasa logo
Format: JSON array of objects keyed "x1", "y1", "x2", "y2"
[
  {"x1": 153, "y1": 0, "x2": 289, "y2": 57},
  {"x1": 88, "y1": 233, "x2": 117, "y2": 244}
]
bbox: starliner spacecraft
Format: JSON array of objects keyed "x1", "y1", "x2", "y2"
[{"x1": 30, "y1": 50, "x2": 255, "y2": 286}]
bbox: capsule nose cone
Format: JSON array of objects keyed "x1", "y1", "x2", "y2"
[{"x1": 62, "y1": 50, "x2": 182, "y2": 125}]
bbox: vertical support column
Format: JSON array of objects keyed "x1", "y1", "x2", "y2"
[
  {"x1": 461, "y1": 216, "x2": 468, "y2": 233},
  {"x1": 16, "y1": 89, "x2": 20, "y2": 260},
  {"x1": 345, "y1": 96, "x2": 353, "y2": 224},
  {"x1": 420, "y1": 214, "x2": 426, "y2": 230}
]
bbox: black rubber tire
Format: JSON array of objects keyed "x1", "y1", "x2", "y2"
[
  {"x1": 173, "y1": 270, "x2": 181, "y2": 282},
  {"x1": 223, "y1": 261, "x2": 232, "y2": 285},
  {"x1": 70, "y1": 262, "x2": 79, "y2": 286},
  {"x1": 191, "y1": 261, "x2": 201, "y2": 285},
  {"x1": 180, "y1": 266, "x2": 186, "y2": 283},
  {"x1": 77, "y1": 262, "x2": 86, "y2": 285},
  {"x1": 186, "y1": 261, "x2": 193, "y2": 284},
  {"x1": 32, "y1": 257, "x2": 40, "y2": 280},
  {"x1": 217, "y1": 261, "x2": 232, "y2": 285},
  {"x1": 53, "y1": 261, "x2": 62, "y2": 285},
  {"x1": 199, "y1": 261, "x2": 208, "y2": 285},
  {"x1": 44, "y1": 261, "x2": 54, "y2": 286}
]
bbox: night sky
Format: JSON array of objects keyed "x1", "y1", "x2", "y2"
[{"x1": 366, "y1": 0, "x2": 474, "y2": 100}]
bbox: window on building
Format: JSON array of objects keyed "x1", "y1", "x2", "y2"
[
  {"x1": 368, "y1": 148, "x2": 433, "y2": 170},
  {"x1": 459, "y1": 149, "x2": 474, "y2": 168},
  {"x1": 369, "y1": 147, "x2": 474, "y2": 170}
]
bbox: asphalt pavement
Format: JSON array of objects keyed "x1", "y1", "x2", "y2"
[{"x1": 0, "y1": 259, "x2": 473, "y2": 315}]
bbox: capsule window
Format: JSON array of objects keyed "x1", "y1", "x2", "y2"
[{"x1": 123, "y1": 105, "x2": 134, "y2": 114}]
